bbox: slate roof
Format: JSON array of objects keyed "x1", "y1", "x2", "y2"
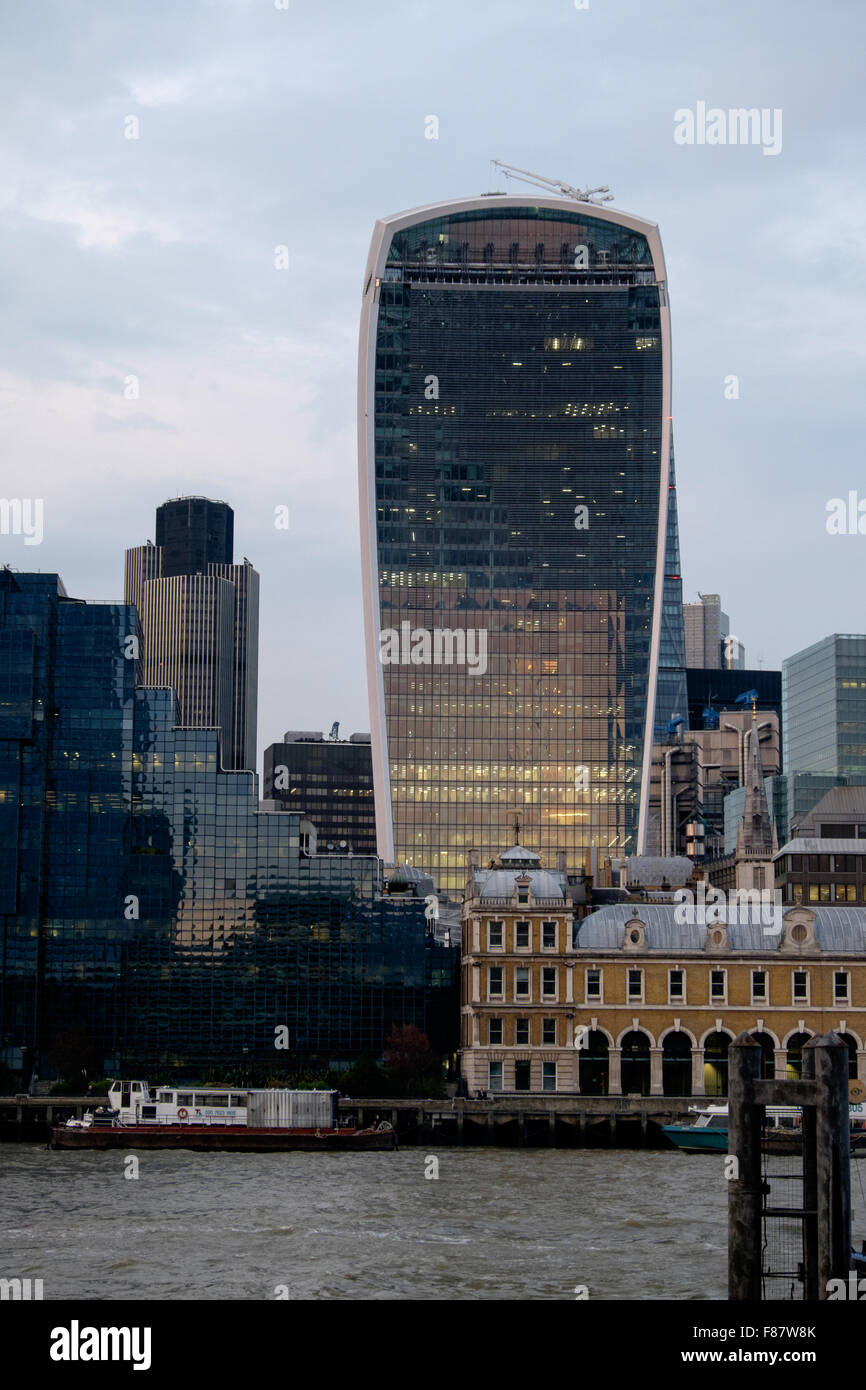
[
  {"x1": 801, "y1": 786, "x2": 866, "y2": 824},
  {"x1": 775, "y1": 839, "x2": 866, "y2": 857},
  {"x1": 575, "y1": 903, "x2": 866, "y2": 953},
  {"x1": 622, "y1": 855, "x2": 694, "y2": 886},
  {"x1": 476, "y1": 868, "x2": 566, "y2": 901}
]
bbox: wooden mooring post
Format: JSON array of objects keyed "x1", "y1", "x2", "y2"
[{"x1": 728, "y1": 1030, "x2": 851, "y2": 1301}]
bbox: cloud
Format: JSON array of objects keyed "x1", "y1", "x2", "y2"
[
  {"x1": 93, "y1": 411, "x2": 177, "y2": 432},
  {"x1": 0, "y1": 175, "x2": 190, "y2": 251},
  {"x1": 0, "y1": 0, "x2": 864, "y2": 753}
]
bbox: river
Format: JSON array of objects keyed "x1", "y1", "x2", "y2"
[{"x1": 4, "y1": 1144, "x2": 866, "y2": 1300}]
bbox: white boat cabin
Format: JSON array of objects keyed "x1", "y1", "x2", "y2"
[
  {"x1": 107, "y1": 1081, "x2": 248, "y2": 1126},
  {"x1": 686, "y1": 1103, "x2": 804, "y2": 1131}
]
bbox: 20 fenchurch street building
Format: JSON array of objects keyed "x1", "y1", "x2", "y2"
[{"x1": 358, "y1": 193, "x2": 687, "y2": 893}]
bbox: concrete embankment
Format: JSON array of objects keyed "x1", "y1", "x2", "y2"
[{"x1": 0, "y1": 1094, "x2": 704, "y2": 1148}]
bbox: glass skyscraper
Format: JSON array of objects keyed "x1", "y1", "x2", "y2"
[
  {"x1": 0, "y1": 570, "x2": 139, "y2": 1083},
  {"x1": 0, "y1": 570, "x2": 457, "y2": 1080},
  {"x1": 783, "y1": 635, "x2": 866, "y2": 776},
  {"x1": 359, "y1": 195, "x2": 686, "y2": 892}
]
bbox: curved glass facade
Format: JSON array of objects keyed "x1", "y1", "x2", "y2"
[{"x1": 360, "y1": 199, "x2": 685, "y2": 892}]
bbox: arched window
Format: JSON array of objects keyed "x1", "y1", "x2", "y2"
[
  {"x1": 786, "y1": 1031, "x2": 812, "y2": 1080},
  {"x1": 704, "y1": 1032, "x2": 732, "y2": 1097},
  {"x1": 749, "y1": 1031, "x2": 775, "y2": 1080},
  {"x1": 839, "y1": 1030, "x2": 859, "y2": 1080},
  {"x1": 662, "y1": 1031, "x2": 692, "y2": 1096},
  {"x1": 578, "y1": 1030, "x2": 608, "y2": 1096},
  {"x1": 620, "y1": 1030, "x2": 651, "y2": 1097}
]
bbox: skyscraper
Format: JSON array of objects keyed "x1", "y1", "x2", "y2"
[
  {"x1": 358, "y1": 192, "x2": 687, "y2": 892},
  {"x1": 783, "y1": 634, "x2": 866, "y2": 777},
  {"x1": 124, "y1": 497, "x2": 259, "y2": 770},
  {"x1": 0, "y1": 570, "x2": 139, "y2": 1082},
  {"x1": 683, "y1": 593, "x2": 735, "y2": 670},
  {"x1": 155, "y1": 497, "x2": 233, "y2": 577}
]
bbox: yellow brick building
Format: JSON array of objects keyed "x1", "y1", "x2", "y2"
[{"x1": 461, "y1": 851, "x2": 866, "y2": 1097}]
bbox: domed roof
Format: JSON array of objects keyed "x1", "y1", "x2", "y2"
[
  {"x1": 478, "y1": 868, "x2": 565, "y2": 901},
  {"x1": 500, "y1": 843, "x2": 541, "y2": 863}
]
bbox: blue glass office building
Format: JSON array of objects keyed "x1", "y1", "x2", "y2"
[
  {"x1": 0, "y1": 570, "x2": 138, "y2": 1080},
  {"x1": 783, "y1": 634, "x2": 866, "y2": 776},
  {"x1": 359, "y1": 196, "x2": 686, "y2": 892},
  {"x1": 0, "y1": 571, "x2": 456, "y2": 1078}
]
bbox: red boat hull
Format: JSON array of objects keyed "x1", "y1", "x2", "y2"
[{"x1": 49, "y1": 1125, "x2": 396, "y2": 1152}]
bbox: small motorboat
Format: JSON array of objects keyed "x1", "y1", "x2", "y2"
[{"x1": 664, "y1": 1101, "x2": 866, "y2": 1155}]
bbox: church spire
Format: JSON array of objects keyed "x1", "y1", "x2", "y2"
[{"x1": 737, "y1": 725, "x2": 775, "y2": 857}]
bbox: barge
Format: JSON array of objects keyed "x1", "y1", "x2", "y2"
[{"x1": 48, "y1": 1081, "x2": 397, "y2": 1152}]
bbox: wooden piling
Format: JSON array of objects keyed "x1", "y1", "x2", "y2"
[
  {"x1": 814, "y1": 1032, "x2": 851, "y2": 1297},
  {"x1": 728, "y1": 1031, "x2": 763, "y2": 1302}
]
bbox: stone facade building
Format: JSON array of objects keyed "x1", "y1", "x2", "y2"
[
  {"x1": 571, "y1": 902, "x2": 865, "y2": 1097},
  {"x1": 460, "y1": 843, "x2": 578, "y2": 1096},
  {"x1": 460, "y1": 838, "x2": 866, "y2": 1096}
]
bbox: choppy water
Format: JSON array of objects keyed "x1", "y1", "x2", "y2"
[{"x1": 3, "y1": 1144, "x2": 866, "y2": 1300}]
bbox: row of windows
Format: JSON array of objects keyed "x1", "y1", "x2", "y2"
[
  {"x1": 781, "y1": 853, "x2": 866, "y2": 872},
  {"x1": 486, "y1": 965, "x2": 564, "y2": 1000},
  {"x1": 485, "y1": 920, "x2": 562, "y2": 950},
  {"x1": 486, "y1": 1059, "x2": 558, "y2": 1093},
  {"x1": 578, "y1": 966, "x2": 850, "y2": 1008},
  {"x1": 789, "y1": 884, "x2": 866, "y2": 903},
  {"x1": 480, "y1": 966, "x2": 853, "y2": 1007},
  {"x1": 487, "y1": 1017, "x2": 559, "y2": 1045}
]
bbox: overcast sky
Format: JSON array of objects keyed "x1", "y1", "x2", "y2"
[{"x1": 1, "y1": 0, "x2": 864, "y2": 772}]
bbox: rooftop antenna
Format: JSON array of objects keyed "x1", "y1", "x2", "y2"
[{"x1": 492, "y1": 160, "x2": 614, "y2": 205}]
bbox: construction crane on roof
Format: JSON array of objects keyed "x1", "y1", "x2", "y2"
[{"x1": 491, "y1": 160, "x2": 614, "y2": 205}]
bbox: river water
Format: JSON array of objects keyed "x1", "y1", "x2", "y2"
[{"x1": 4, "y1": 1144, "x2": 866, "y2": 1300}]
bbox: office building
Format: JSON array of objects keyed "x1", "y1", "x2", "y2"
[
  {"x1": 683, "y1": 593, "x2": 742, "y2": 670},
  {"x1": 0, "y1": 570, "x2": 139, "y2": 1083},
  {"x1": 155, "y1": 496, "x2": 233, "y2": 576},
  {"x1": 683, "y1": 593, "x2": 727, "y2": 669},
  {"x1": 645, "y1": 709, "x2": 781, "y2": 858},
  {"x1": 775, "y1": 787, "x2": 866, "y2": 906},
  {"x1": 263, "y1": 730, "x2": 376, "y2": 855},
  {"x1": 783, "y1": 634, "x2": 866, "y2": 777},
  {"x1": 359, "y1": 192, "x2": 687, "y2": 892},
  {"x1": 124, "y1": 497, "x2": 259, "y2": 770},
  {"x1": 686, "y1": 666, "x2": 781, "y2": 733},
  {"x1": 0, "y1": 570, "x2": 457, "y2": 1080}
]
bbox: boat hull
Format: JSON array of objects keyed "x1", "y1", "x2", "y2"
[
  {"x1": 661, "y1": 1124, "x2": 728, "y2": 1154},
  {"x1": 49, "y1": 1125, "x2": 396, "y2": 1152},
  {"x1": 664, "y1": 1123, "x2": 866, "y2": 1156}
]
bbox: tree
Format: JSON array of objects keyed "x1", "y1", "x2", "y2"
[
  {"x1": 383, "y1": 1025, "x2": 436, "y2": 1096},
  {"x1": 339, "y1": 1052, "x2": 386, "y2": 1097}
]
